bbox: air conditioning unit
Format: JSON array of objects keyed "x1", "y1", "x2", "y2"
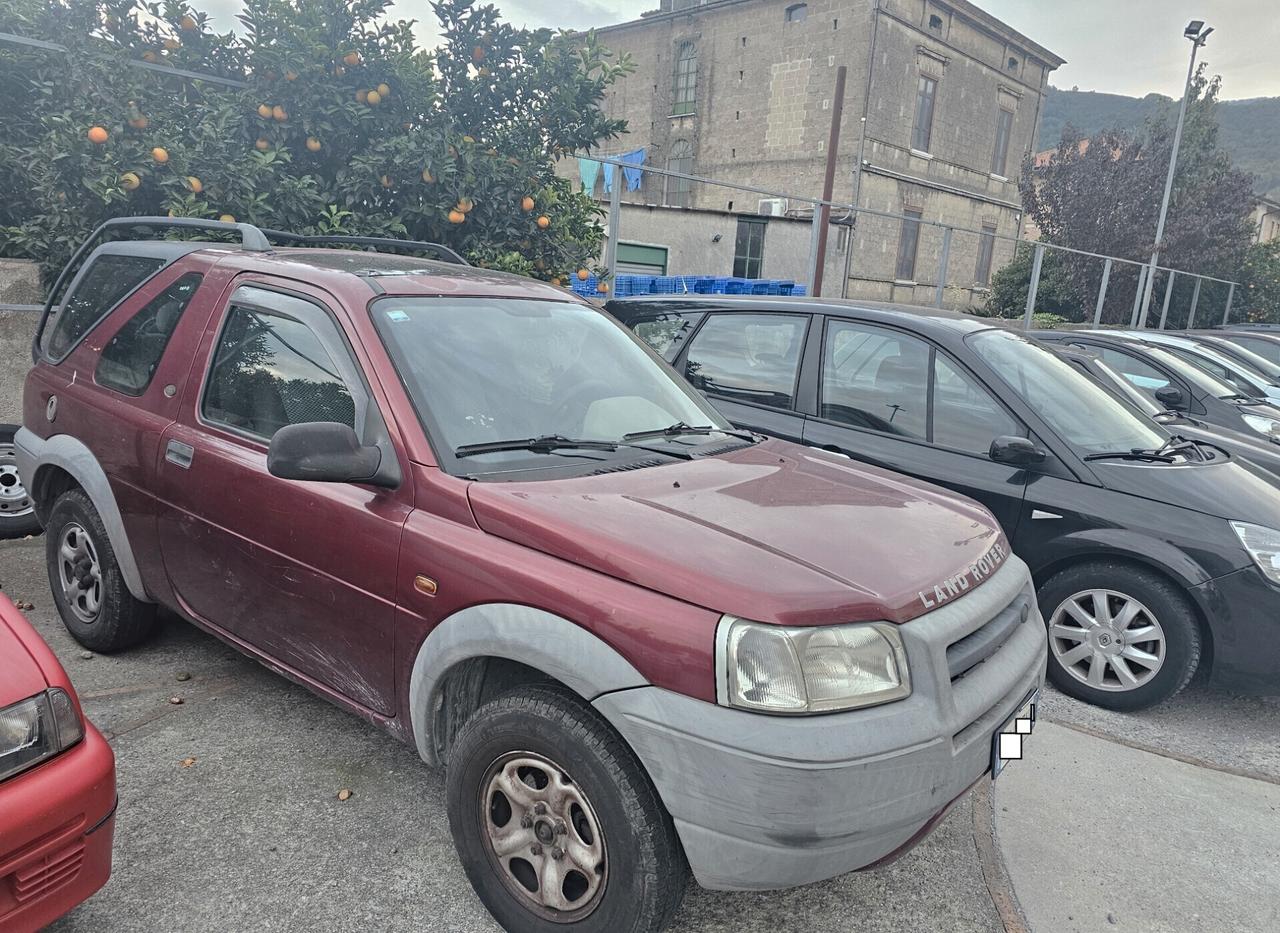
[{"x1": 758, "y1": 198, "x2": 788, "y2": 216}]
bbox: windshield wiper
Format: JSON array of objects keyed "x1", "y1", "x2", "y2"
[
  {"x1": 1082, "y1": 435, "x2": 1196, "y2": 464},
  {"x1": 623, "y1": 421, "x2": 756, "y2": 443},
  {"x1": 455, "y1": 435, "x2": 619, "y2": 459}
]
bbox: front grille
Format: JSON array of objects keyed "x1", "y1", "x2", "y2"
[
  {"x1": 9, "y1": 840, "x2": 84, "y2": 904},
  {"x1": 946, "y1": 590, "x2": 1031, "y2": 682}
]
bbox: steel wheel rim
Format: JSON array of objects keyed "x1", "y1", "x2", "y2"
[
  {"x1": 1049, "y1": 588, "x2": 1166, "y2": 692},
  {"x1": 478, "y1": 750, "x2": 608, "y2": 923},
  {"x1": 58, "y1": 522, "x2": 103, "y2": 625},
  {"x1": 0, "y1": 443, "x2": 33, "y2": 518}
]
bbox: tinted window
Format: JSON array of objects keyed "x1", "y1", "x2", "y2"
[
  {"x1": 96, "y1": 273, "x2": 203, "y2": 395},
  {"x1": 203, "y1": 305, "x2": 355, "y2": 440},
  {"x1": 47, "y1": 254, "x2": 164, "y2": 359},
  {"x1": 631, "y1": 312, "x2": 704, "y2": 362},
  {"x1": 685, "y1": 313, "x2": 806, "y2": 409},
  {"x1": 821, "y1": 321, "x2": 928, "y2": 439},
  {"x1": 1084, "y1": 345, "x2": 1172, "y2": 397},
  {"x1": 932, "y1": 354, "x2": 1020, "y2": 452},
  {"x1": 1224, "y1": 334, "x2": 1280, "y2": 365}
]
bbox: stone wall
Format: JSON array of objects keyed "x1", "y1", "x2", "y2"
[{"x1": 0, "y1": 260, "x2": 41, "y2": 425}]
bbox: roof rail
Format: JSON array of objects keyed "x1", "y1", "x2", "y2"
[
  {"x1": 31, "y1": 216, "x2": 271, "y2": 362},
  {"x1": 259, "y1": 230, "x2": 469, "y2": 266}
]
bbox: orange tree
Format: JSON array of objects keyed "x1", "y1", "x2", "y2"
[{"x1": 0, "y1": 0, "x2": 632, "y2": 283}]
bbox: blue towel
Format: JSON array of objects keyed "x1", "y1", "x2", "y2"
[
  {"x1": 578, "y1": 158, "x2": 601, "y2": 193},
  {"x1": 619, "y1": 148, "x2": 647, "y2": 191},
  {"x1": 602, "y1": 162, "x2": 615, "y2": 193}
]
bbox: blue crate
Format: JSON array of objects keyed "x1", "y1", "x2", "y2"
[
  {"x1": 791, "y1": 284, "x2": 807, "y2": 296},
  {"x1": 692, "y1": 276, "x2": 719, "y2": 293},
  {"x1": 777, "y1": 281, "x2": 796, "y2": 295},
  {"x1": 649, "y1": 276, "x2": 677, "y2": 294}
]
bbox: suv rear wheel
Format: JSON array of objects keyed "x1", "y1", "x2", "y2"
[
  {"x1": 1039, "y1": 561, "x2": 1200, "y2": 711},
  {"x1": 46, "y1": 489, "x2": 157, "y2": 652},
  {"x1": 0, "y1": 425, "x2": 40, "y2": 539},
  {"x1": 446, "y1": 685, "x2": 686, "y2": 933}
]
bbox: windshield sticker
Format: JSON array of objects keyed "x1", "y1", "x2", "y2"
[
  {"x1": 385, "y1": 309, "x2": 410, "y2": 322},
  {"x1": 919, "y1": 540, "x2": 1008, "y2": 610}
]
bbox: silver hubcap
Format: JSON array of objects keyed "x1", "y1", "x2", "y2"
[
  {"x1": 0, "y1": 443, "x2": 33, "y2": 518},
  {"x1": 479, "y1": 751, "x2": 607, "y2": 922},
  {"x1": 58, "y1": 522, "x2": 103, "y2": 624},
  {"x1": 1049, "y1": 589, "x2": 1166, "y2": 692}
]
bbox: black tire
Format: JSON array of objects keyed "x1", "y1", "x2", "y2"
[
  {"x1": 45, "y1": 489, "x2": 157, "y2": 652},
  {"x1": 446, "y1": 685, "x2": 686, "y2": 933},
  {"x1": 1038, "y1": 560, "x2": 1201, "y2": 711},
  {"x1": 0, "y1": 424, "x2": 41, "y2": 539}
]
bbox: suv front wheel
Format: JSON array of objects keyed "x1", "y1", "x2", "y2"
[
  {"x1": 46, "y1": 489, "x2": 157, "y2": 652},
  {"x1": 446, "y1": 685, "x2": 687, "y2": 933}
]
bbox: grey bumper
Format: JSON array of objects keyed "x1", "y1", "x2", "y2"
[{"x1": 594, "y1": 556, "x2": 1047, "y2": 892}]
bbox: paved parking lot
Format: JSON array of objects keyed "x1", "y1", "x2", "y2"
[{"x1": 3, "y1": 533, "x2": 1277, "y2": 932}]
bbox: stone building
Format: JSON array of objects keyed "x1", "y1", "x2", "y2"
[{"x1": 577, "y1": 0, "x2": 1064, "y2": 303}]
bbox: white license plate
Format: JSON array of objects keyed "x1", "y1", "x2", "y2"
[{"x1": 991, "y1": 689, "x2": 1038, "y2": 779}]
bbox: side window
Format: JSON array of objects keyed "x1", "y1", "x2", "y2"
[
  {"x1": 1087, "y1": 345, "x2": 1171, "y2": 395},
  {"x1": 821, "y1": 321, "x2": 929, "y2": 439},
  {"x1": 685, "y1": 313, "x2": 806, "y2": 409},
  {"x1": 932, "y1": 354, "x2": 1020, "y2": 452},
  {"x1": 96, "y1": 273, "x2": 203, "y2": 396},
  {"x1": 202, "y1": 299, "x2": 356, "y2": 440},
  {"x1": 1229, "y1": 335, "x2": 1280, "y2": 365},
  {"x1": 631, "y1": 312, "x2": 704, "y2": 362},
  {"x1": 46, "y1": 254, "x2": 165, "y2": 359}
]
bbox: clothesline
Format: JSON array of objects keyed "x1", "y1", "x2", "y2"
[{"x1": 577, "y1": 148, "x2": 647, "y2": 193}]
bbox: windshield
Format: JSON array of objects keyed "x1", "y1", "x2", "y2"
[
  {"x1": 1091, "y1": 359, "x2": 1163, "y2": 416},
  {"x1": 969, "y1": 330, "x2": 1166, "y2": 455},
  {"x1": 371, "y1": 297, "x2": 731, "y2": 472}
]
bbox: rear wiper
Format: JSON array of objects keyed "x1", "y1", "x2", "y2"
[
  {"x1": 623, "y1": 421, "x2": 756, "y2": 443},
  {"x1": 455, "y1": 435, "x2": 619, "y2": 458}
]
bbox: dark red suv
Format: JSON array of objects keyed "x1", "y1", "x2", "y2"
[{"x1": 18, "y1": 218, "x2": 1046, "y2": 932}]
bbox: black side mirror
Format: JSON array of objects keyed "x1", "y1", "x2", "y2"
[
  {"x1": 268, "y1": 422, "x2": 387, "y2": 485},
  {"x1": 1155, "y1": 385, "x2": 1186, "y2": 410},
  {"x1": 990, "y1": 435, "x2": 1048, "y2": 466}
]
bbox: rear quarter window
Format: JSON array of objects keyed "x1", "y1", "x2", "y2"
[
  {"x1": 95, "y1": 273, "x2": 203, "y2": 396},
  {"x1": 46, "y1": 254, "x2": 165, "y2": 360}
]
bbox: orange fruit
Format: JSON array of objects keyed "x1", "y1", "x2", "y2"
[
  {"x1": 284, "y1": 69, "x2": 298, "y2": 81},
  {"x1": 257, "y1": 103, "x2": 272, "y2": 118},
  {"x1": 219, "y1": 213, "x2": 235, "y2": 223},
  {"x1": 163, "y1": 37, "x2": 180, "y2": 51},
  {"x1": 255, "y1": 137, "x2": 270, "y2": 151},
  {"x1": 521, "y1": 196, "x2": 535, "y2": 212},
  {"x1": 142, "y1": 50, "x2": 159, "y2": 63},
  {"x1": 306, "y1": 136, "x2": 321, "y2": 152},
  {"x1": 180, "y1": 14, "x2": 197, "y2": 31},
  {"x1": 128, "y1": 115, "x2": 149, "y2": 130},
  {"x1": 596, "y1": 282, "x2": 609, "y2": 294},
  {"x1": 421, "y1": 169, "x2": 434, "y2": 183},
  {"x1": 461, "y1": 134, "x2": 475, "y2": 144},
  {"x1": 120, "y1": 172, "x2": 141, "y2": 191},
  {"x1": 271, "y1": 105, "x2": 287, "y2": 121},
  {"x1": 334, "y1": 65, "x2": 346, "y2": 76},
  {"x1": 344, "y1": 51, "x2": 361, "y2": 67},
  {"x1": 550, "y1": 277, "x2": 561, "y2": 286},
  {"x1": 365, "y1": 89, "x2": 381, "y2": 105},
  {"x1": 380, "y1": 174, "x2": 392, "y2": 188},
  {"x1": 536, "y1": 215, "x2": 550, "y2": 229},
  {"x1": 186, "y1": 176, "x2": 202, "y2": 193},
  {"x1": 356, "y1": 89, "x2": 368, "y2": 103},
  {"x1": 151, "y1": 147, "x2": 169, "y2": 163},
  {"x1": 472, "y1": 46, "x2": 485, "y2": 62},
  {"x1": 577, "y1": 268, "x2": 589, "y2": 281},
  {"x1": 87, "y1": 125, "x2": 109, "y2": 144},
  {"x1": 448, "y1": 209, "x2": 466, "y2": 224},
  {"x1": 376, "y1": 83, "x2": 390, "y2": 97}
]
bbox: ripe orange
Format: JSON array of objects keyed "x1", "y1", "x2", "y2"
[
  {"x1": 521, "y1": 196, "x2": 535, "y2": 212},
  {"x1": 284, "y1": 70, "x2": 298, "y2": 81},
  {"x1": 120, "y1": 172, "x2": 141, "y2": 191},
  {"x1": 151, "y1": 147, "x2": 169, "y2": 163},
  {"x1": 550, "y1": 277, "x2": 561, "y2": 286},
  {"x1": 163, "y1": 37, "x2": 180, "y2": 51},
  {"x1": 128, "y1": 115, "x2": 149, "y2": 130},
  {"x1": 457, "y1": 196, "x2": 475, "y2": 213},
  {"x1": 365, "y1": 89, "x2": 382, "y2": 106},
  {"x1": 421, "y1": 169, "x2": 434, "y2": 183},
  {"x1": 448, "y1": 209, "x2": 466, "y2": 224},
  {"x1": 219, "y1": 214, "x2": 235, "y2": 223},
  {"x1": 142, "y1": 50, "x2": 159, "y2": 63},
  {"x1": 577, "y1": 268, "x2": 589, "y2": 281},
  {"x1": 596, "y1": 282, "x2": 609, "y2": 294},
  {"x1": 461, "y1": 134, "x2": 475, "y2": 144},
  {"x1": 536, "y1": 215, "x2": 550, "y2": 229},
  {"x1": 376, "y1": 83, "x2": 390, "y2": 97},
  {"x1": 271, "y1": 105, "x2": 287, "y2": 121},
  {"x1": 186, "y1": 176, "x2": 202, "y2": 193},
  {"x1": 180, "y1": 14, "x2": 197, "y2": 31},
  {"x1": 472, "y1": 46, "x2": 485, "y2": 62},
  {"x1": 306, "y1": 137, "x2": 322, "y2": 152},
  {"x1": 343, "y1": 51, "x2": 361, "y2": 67},
  {"x1": 334, "y1": 65, "x2": 346, "y2": 76},
  {"x1": 255, "y1": 137, "x2": 270, "y2": 151},
  {"x1": 257, "y1": 103, "x2": 272, "y2": 118},
  {"x1": 87, "y1": 126, "x2": 109, "y2": 144}
]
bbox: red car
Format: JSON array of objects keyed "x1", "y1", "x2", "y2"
[
  {"x1": 17, "y1": 218, "x2": 1044, "y2": 932},
  {"x1": 0, "y1": 593, "x2": 115, "y2": 932}
]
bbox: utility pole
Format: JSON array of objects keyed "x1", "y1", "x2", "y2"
[
  {"x1": 1137, "y1": 19, "x2": 1213, "y2": 327},
  {"x1": 809, "y1": 65, "x2": 847, "y2": 297}
]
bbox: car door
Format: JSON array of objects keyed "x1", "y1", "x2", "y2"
[
  {"x1": 155, "y1": 279, "x2": 411, "y2": 714},
  {"x1": 800, "y1": 317, "x2": 1030, "y2": 536},
  {"x1": 675, "y1": 310, "x2": 809, "y2": 441}
]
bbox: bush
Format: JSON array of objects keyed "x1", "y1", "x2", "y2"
[{"x1": 0, "y1": 0, "x2": 633, "y2": 284}]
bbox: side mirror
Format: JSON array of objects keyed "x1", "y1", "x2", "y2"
[
  {"x1": 1155, "y1": 385, "x2": 1186, "y2": 410},
  {"x1": 989, "y1": 435, "x2": 1047, "y2": 466},
  {"x1": 268, "y1": 422, "x2": 386, "y2": 485}
]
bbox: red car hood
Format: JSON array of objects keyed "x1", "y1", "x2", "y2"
[
  {"x1": 467, "y1": 439, "x2": 1007, "y2": 626},
  {"x1": 0, "y1": 596, "x2": 50, "y2": 703}
]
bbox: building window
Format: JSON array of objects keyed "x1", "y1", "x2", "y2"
[
  {"x1": 992, "y1": 108, "x2": 1013, "y2": 175},
  {"x1": 912, "y1": 75, "x2": 937, "y2": 152},
  {"x1": 665, "y1": 139, "x2": 693, "y2": 207},
  {"x1": 928, "y1": 13, "x2": 943, "y2": 32},
  {"x1": 785, "y1": 3, "x2": 807, "y2": 22},
  {"x1": 975, "y1": 223, "x2": 997, "y2": 286},
  {"x1": 896, "y1": 209, "x2": 923, "y2": 281},
  {"x1": 733, "y1": 218, "x2": 767, "y2": 278},
  {"x1": 1007, "y1": 56, "x2": 1019, "y2": 71},
  {"x1": 672, "y1": 40, "x2": 697, "y2": 116}
]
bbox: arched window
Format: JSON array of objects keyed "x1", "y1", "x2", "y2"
[
  {"x1": 785, "y1": 3, "x2": 808, "y2": 22},
  {"x1": 665, "y1": 139, "x2": 694, "y2": 208},
  {"x1": 672, "y1": 40, "x2": 697, "y2": 116}
]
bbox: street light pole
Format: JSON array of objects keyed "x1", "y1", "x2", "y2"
[{"x1": 1137, "y1": 20, "x2": 1212, "y2": 327}]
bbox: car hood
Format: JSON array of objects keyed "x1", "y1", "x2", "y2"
[
  {"x1": 466, "y1": 438, "x2": 1007, "y2": 626},
  {"x1": 0, "y1": 598, "x2": 49, "y2": 704},
  {"x1": 1166, "y1": 419, "x2": 1280, "y2": 476},
  {"x1": 1091, "y1": 454, "x2": 1280, "y2": 525}
]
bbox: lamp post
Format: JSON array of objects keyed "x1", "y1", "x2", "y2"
[{"x1": 1137, "y1": 20, "x2": 1213, "y2": 328}]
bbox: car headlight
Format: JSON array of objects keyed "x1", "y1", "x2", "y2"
[
  {"x1": 1240, "y1": 413, "x2": 1280, "y2": 441},
  {"x1": 717, "y1": 618, "x2": 911, "y2": 714},
  {"x1": 1230, "y1": 521, "x2": 1280, "y2": 585},
  {"x1": 0, "y1": 688, "x2": 84, "y2": 782}
]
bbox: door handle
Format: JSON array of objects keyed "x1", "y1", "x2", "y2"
[
  {"x1": 165, "y1": 439, "x2": 195, "y2": 469},
  {"x1": 819, "y1": 444, "x2": 852, "y2": 459}
]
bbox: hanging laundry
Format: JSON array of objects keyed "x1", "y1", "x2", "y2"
[
  {"x1": 578, "y1": 157, "x2": 601, "y2": 193},
  {"x1": 602, "y1": 162, "x2": 616, "y2": 194},
  {"x1": 619, "y1": 148, "x2": 647, "y2": 191}
]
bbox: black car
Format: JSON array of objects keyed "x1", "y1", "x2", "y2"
[
  {"x1": 1207, "y1": 328, "x2": 1280, "y2": 367},
  {"x1": 1033, "y1": 329, "x2": 1280, "y2": 444},
  {"x1": 1177, "y1": 330, "x2": 1280, "y2": 385},
  {"x1": 610, "y1": 296, "x2": 1280, "y2": 709}
]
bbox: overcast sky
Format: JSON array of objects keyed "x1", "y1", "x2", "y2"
[{"x1": 199, "y1": 0, "x2": 1279, "y2": 100}]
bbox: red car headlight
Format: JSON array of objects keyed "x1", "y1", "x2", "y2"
[{"x1": 0, "y1": 688, "x2": 84, "y2": 782}]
